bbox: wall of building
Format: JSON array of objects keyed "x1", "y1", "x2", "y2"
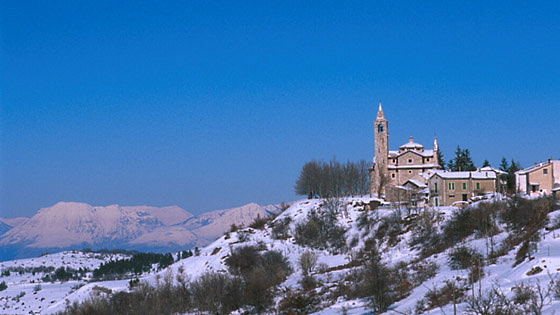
[{"x1": 428, "y1": 175, "x2": 496, "y2": 206}]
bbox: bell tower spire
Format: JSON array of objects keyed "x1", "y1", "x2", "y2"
[
  {"x1": 370, "y1": 102, "x2": 389, "y2": 196},
  {"x1": 377, "y1": 102, "x2": 385, "y2": 119}
]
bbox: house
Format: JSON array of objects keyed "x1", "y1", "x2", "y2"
[
  {"x1": 427, "y1": 170, "x2": 497, "y2": 206},
  {"x1": 515, "y1": 159, "x2": 560, "y2": 197}
]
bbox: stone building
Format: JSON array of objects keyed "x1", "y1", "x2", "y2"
[
  {"x1": 515, "y1": 159, "x2": 560, "y2": 197},
  {"x1": 427, "y1": 170, "x2": 497, "y2": 206},
  {"x1": 369, "y1": 103, "x2": 441, "y2": 197}
]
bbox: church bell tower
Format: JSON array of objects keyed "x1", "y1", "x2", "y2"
[{"x1": 370, "y1": 102, "x2": 389, "y2": 196}]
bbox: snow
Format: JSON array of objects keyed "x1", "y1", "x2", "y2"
[{"x1": 2, "y1": 197, "x2": 560, "y2": 314}]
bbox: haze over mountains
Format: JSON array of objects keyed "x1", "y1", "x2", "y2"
[{"x1": 0, "y1": 201, "x2": 280, "y2": 260}]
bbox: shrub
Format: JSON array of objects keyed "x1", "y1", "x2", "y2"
[
  {"x1": 514, "y1": 240, "x2": 531, "y2": 266},
  {"x1": 409, "y1": 209, "x2": 441, "y2": 249},
  {"x1": 249, "y1": 214, "x2": 270, "y2": 230},
  {"x1": 501, "y1": 196, "x2": 555, "y2": 232},
  {"x1": 0, "y1": 281, "x2": 6, "y2": 291},
  {"x1": 299, "y1": 275, "x2": 317, "y2": 291},
  {"x1": 294, "y1": 209, "x2": 347, "y2": 251},
  {"x1": 442, "y1": 208, "x2": 476, "y2": 244},
  {"x1": 225, "y1": 246, "x2": 292, "y2": 312},
  {"x1": 298, "y1": 251, "x2": 319, "y2": 276},
  {"x1": 270, "y1": 216, "x2": 292, "y2": 240},
  {"x1": 277, "y1": 289, "x2": 320, "y2": 315},
  {"x1": 416, "y1": 280, "x2": 464, "y2": 313},
  {"x1": 448, "y1": 246, "x2": 483, "y2": 270},
  {"x1": 374, "y1": 211, "x2": 403, "y2": 246},
  {"x1": 411, "y1": 260, "x2": 439, "y2": 285},
  {"x1": 190, "y1": 272, "x2": 242, "y2": 314}
]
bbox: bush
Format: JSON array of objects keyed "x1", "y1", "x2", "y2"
[
  {"x1": 298, "y1": 251, "x2": 319, "y2": 276},
  {"x1": 349, "y1": 242, "x2": 395, "y2": 313},
  {"x1": 416, "y1": 280, "x2": 464, "y2": 313},
  {"x1": 294, "y1": 209, "x2": 347, "y2": 251},
  {"x1": 249, "y1": 214, "x2": 270, "y2": 230},
  {"x1": 0, "y1": 281, "x2": 6, "y2": 291},
  {"x1": 374, "y1": 211, "x2": 404, "y2": 246},
  {"x1": 409, "y1": 209, "x2": 440, "y2": 248},
  {"x1": 225, "y1": 246, "x2": 292, "y2": 312},
  {"x1": 448, "y1": 246, "x2": 482, "y2": 270},
  {"x1": 190, "y1": 272, "x2": 242, "y2": 314},
  {"x1": 411, "y1": 260, "x2": 439, "y2": 285},
  {"x1": 500, "y1": 196, "x2": 555, "y2": 232},
  {"x1": 270, "y1": 216, "x2": 292, "y2": 240},
  {"x1": 277, "y1": 289, "x2": 320, "y2": 314},
  {"x1": 442, "y1": 208, "x2": 477, "y2": 244}
]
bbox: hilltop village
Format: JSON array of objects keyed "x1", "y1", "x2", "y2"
[{"x1": 369, "y1": 103, "x2": 560, "y2": 206}]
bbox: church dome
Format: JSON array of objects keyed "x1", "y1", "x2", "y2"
[{"x1": 399, "y1": 137, "x2": 424, "y2": 150}]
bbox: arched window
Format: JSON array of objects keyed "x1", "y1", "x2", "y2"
[{"x1": 378, "y1": 124, "x2": 384, "y2": 133}]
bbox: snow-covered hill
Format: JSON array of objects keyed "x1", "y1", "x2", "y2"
[{"x1": 4, "y1": 196, "x2": 560, "y2": 315}]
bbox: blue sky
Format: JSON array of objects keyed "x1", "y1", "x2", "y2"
[{"x1": 1, "y1": 1, "x2": 559, "y2": 218}]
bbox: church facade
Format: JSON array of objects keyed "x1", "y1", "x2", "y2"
[{"x1": 369, "y1": 103, "x2": 441, "y2": 196}]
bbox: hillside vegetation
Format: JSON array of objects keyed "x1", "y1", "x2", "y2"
[{"x1": 3, "y1": 195, "x2": 560, "y2": 315}]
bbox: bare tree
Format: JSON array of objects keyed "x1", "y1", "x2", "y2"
[{"x1": 298, "y1": 251, "x2": 319, "y2": 276}]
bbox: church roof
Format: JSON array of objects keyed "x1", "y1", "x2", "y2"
[
  {"x1": 399, "y1": 137, "x2": 424, "y2": 150},
  {"x1": 388, "y1": 163, "x2": 438, "y2": 169},
  {"x1": 389, "y1": 149, "x2": 434, "y2": 158}
]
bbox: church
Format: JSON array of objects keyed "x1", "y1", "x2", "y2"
[{"x1": 369, "y1": 103, "x2": 441, "y2": 197}]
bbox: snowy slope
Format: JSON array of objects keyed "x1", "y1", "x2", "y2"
[
  {"x1": 5, "y1": 196, "x2": 560, "y2": 315},
  {"x1": 0, "y1": 251, "x2": 129, "y2": 314}
]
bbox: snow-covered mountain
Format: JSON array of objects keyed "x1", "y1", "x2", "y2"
[
  {"x1": 0, "y1": 202, "x2": 280, "y2": 260},
  {"x1": 0, "y1": 217, "x2": 28, "y2": 228},
  {"x1": 0, "y1": 222, "x2": 11, "y2": 236}
]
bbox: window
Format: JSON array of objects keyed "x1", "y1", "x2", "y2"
[
  {"x1": 476, "y1": 182, "x2": 480, "y2": 190},
  {"x1": 434, "y1": 183, "x2": 438, "y2": 192},
  {"x1": 408, "y1": 170, "x2": 412, "y2": 174},
  {"x1": 462, "y1": 182, "x2": 467, "y2": 190},
  {"x1": 426, "y1": 158, "x2": 430, "y2": 162},
  {"x1": 449, "y1": 194, "x2": 455, "y2": 198},
  {"x1": 544, "y1": 169, "x2": 548, "y2": 175},
  {"x1": 408, "y1": 159, "x2": 413, "y2": 164},
  {"x1": 435, "y1": 197, "x2": 439, "y2": 206},
  {"x1": 462, "y1": 194, "x2": 468, "y2": 201},
  {"x1": 448, "y1": 182, "x2": 455, "y2": 190},
  {"x1": 391, "y1": 173, "x2": 395, "y2": 178},
  {"x1": 378, "y1": 124, "x2": 384, "y2": 133}
]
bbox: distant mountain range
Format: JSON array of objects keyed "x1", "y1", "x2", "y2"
[{"x1": 0, "y1": 201, "x2": 280, "y2": 260}]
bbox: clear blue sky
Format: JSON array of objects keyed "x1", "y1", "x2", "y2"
[{"x1": 1, "y1": 1, "x2": 559, "y2": 218}]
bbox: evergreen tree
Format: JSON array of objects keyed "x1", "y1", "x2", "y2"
[
  {"x1": 447, "y1": 146, "x2": 476, "y2": 171},
  {"x1": 507, "y1": 159, "x2": 521, "y2": 194},
  {"x1": 482, "y1": 159, "x2": 490, "y2": 167},
  {"x1": 436, "y1": 148, "x2": 445, "y2": 169},
  {"x1": 499, "y1": 157, "x2": 509, "y2": 172}
]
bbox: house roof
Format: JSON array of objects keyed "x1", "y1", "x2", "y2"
[
  {"x1": 430, "y1": 170, "x2": 496, "y2": 180},
  {"x1": 404, "y1": 179, "x2": 428, "y2": 188},
  {"x1": 480, "y1": 166, "x2": 507, "y2": 175},
  {"x1": 516, "y1": 160, "x2": 560, "y2": 175}
]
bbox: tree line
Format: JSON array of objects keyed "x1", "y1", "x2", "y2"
[{"x1": 294, "y1": 159, "x2": 370, "y2": 199}]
